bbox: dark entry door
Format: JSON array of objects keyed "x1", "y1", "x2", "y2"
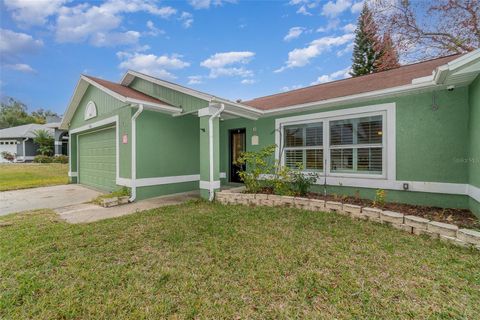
[{"x1": 230, "y1": 128, "x2": 246, "y2": 183}]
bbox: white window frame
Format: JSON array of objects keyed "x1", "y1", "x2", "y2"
[
  {"x1": 283, "y1": 122, "x2": 324, "y2": 171},
  {"x1": 275, "y1": 103, "x2": 396, "y2": 181}
]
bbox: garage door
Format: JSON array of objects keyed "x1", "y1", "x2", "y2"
[
  {"x1": 78, "y1": 127, "x2": 116, "y2": 191},
  {"x1": 0, "y1": 141, "x2": 18, "y2": 163}
]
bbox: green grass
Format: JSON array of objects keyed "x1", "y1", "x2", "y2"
[
  {"x1": 0, "y1": 163, "x2": 68, "y2": 191},
  {"x1": 1, "y1": 202, "x2": 479, "y2": 319}
]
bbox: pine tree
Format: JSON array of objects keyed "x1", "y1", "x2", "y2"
[
  {"x1": 374, "y1": 31, "x2": 400, "y2": 72},
  {"x1": 350, "y1": 3, "x2": 382, "y2": 77}
]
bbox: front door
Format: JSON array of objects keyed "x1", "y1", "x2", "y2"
[{"x1": 229, "y1": 128, "x2": 246, "y2": 183}]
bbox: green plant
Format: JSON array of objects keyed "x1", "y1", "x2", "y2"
[
  {"x1": 290, "y1": 164, "x2": 319, "y2": 196},
  {"x1": 33, "y1": 129, "x2": 54, "y2": 156},
  {"x1": 373, "y1": 189, "x2": 387, "y2": 207},
  {"x1": 236, "y1": 145, "x2": 276, "y2": 193},
  {"x1": 33, "y1": 155, "x2": 53, "y2": 163},
  {"x1": 92, "y1": 187, "x2": 131, "y2": 205},
  {"x1": 1, "y1": 151, "x2": 14, "y2": 162},
  {"x1": 52, "y1": 155, "x2": 69, "y2": 163},
  {"x1": 272, "y1": 164, "x2": 293, "y2": 196}
]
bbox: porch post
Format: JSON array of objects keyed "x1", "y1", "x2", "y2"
[{"x1": 198, "y1": 105, "x2": 222, "y2": 200}]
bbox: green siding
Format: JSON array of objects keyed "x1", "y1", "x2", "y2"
[
  {"x1": 78, "y1": 127, "x2": 116, "y2": 191},
  {"x1": 129, "y1": 78, "x2": 208, "y2": 113},
  {"x1": 220, "y1": 87, "x2": 472, "y2": 210},
  {"x1": 136, "y1": 182, "x2": 199, "y2": 201},
  {"x1": 70, "y1": 85, "x2": 126, "y2": 130},
  {"x1": 136, "y1": 110, "x2": 199, "y2": 177}
]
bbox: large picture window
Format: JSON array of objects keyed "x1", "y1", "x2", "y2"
[{"x1": 281, "y1": 111, "x2": 386, "y2": 177}]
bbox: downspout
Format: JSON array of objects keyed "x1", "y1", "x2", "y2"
[
  {"x1": 129, "y1": 104, "x2": 144, "y2": 202},
  {"x1": 208, "y1": 103, "x2": 225, "y2": 201},
  {"x1": 22, "y1": 138, "x2": 28, "y2": 162}
]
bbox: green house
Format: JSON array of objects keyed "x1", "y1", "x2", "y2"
[{"x1": 60, "y1": 50, "x2": 480, "y2": 217}]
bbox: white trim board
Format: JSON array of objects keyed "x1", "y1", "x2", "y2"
[
  {"x1": 468, "y1": 184, "x2": 480, "y2": 203},
  {"x1": 200, "y1": 180, "x2": 221, "y2": 190},
  {"x1": 117, "y1": 174, "x2": 200, "y2": 188}
]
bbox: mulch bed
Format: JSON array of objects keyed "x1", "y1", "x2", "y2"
[{"x1": 251, "y1": 188, "x2": 480, "y2": 230}]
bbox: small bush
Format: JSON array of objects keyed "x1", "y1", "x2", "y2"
[
  {"x1": 237, "y1": 145, "x2": 276, "y2": 193},
  {"x1": 34, "y1": 155, "x2": 53, "y2": 163},
  {"x1": 373, "y1": 189, "x2": 387, "y2": 207},
  {"x1": 1, "y1": 151, "x2": 15, "y2": 162},
  {"x1": 272, "y1": 165, "x2": 293, "y2": 196},
  {"x1": 290, "y1": 166, "x2": 319, "y2": 196},
  {"x1": 52, "y1": 155, "x2": 69, "y2": 163}
]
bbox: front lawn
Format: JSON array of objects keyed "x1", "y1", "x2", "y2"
[
  {"x1": 1, "y1": 202, "x2": 479, "y2": 319},
  {"x1": 0, "y1": 163, "x2": 68, "y2": 191}
]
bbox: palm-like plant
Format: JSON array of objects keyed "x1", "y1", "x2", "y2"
[{"x1": 33, "y1": 129, "x2": 54, "y2": 156}]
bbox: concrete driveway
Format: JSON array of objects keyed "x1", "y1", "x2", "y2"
[{"x1": 0, "y1": 185, "x2": 102, "y2": 216}]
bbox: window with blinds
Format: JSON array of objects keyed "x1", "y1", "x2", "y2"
[
  {"x1": 284, "y1": 123, "x2": 323, "y2": 170},
  {"x1": 330, "y1": 115, "x2": 383, "y2": 174}
]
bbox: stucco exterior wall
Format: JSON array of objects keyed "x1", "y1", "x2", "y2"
[{"x1": 220, "y1": 86, "x2": 472, "y2": 210}]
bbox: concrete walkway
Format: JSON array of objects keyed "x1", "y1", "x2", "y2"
[
  {"x1": 56, "y1": 191, "x2": 200, "y2": 224},
  {"x1": 0, "y1": 185, "x2": 102, "y2": 216}
]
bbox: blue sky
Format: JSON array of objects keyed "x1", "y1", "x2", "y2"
[{"x1": 0, "y1": 0, "x2": 364, "y2": 114}]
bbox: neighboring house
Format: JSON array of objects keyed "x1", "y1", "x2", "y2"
[
  {"x1": 60, "y1": 50, "x2": 480, "y2": 216},
  {"x1": 0, "y1": 119, "x2": 68, "y2": 163}
]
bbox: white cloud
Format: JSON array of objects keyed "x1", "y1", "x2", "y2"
[
  {"x1": 275, "y1": 33, "x2": 354, "y2": 72},
  {"x1": 281, "y1": 84, "x2": 303, "y2": 92},
  {"x1": 284, "y1": 27, "x2": 305, "y2": 41},
  {"x1": 336, "y1": 42, "x2": 354, "y2": 56},
  {"x1": 180, "y1": 12, "x2": 194, "y2": 28},
  {"x1": 322, "y1": 0, "x2": 352, "y2": 17},
  {"x1": 188, "y1": 75, "x2": 203, "y2": 84},
  {"x1": 0, "y1": 29, "x2": 43, "y2": 58},
  {"x1": 188, "y1": 0, "x2": 236, "y2": 10},
  {"x1": 296, "y1": 5, "x2": 312, "y2": 16},
  {"x1": 241, "y1": 79, "x2": 256, "y2": 85},
  {"x1": 146, "y1": 20, "x2": 165, "y2": 36},
  {"x1": 311, "y1": 66, "x2": 351, "y2": 85},
  {"x1": 4, "y1": 0, "x2": 66, "y2": 26},
  {"x1": 351, "y1": 1, "x2": 364, "y2": 13},
  {"x1": 316, "y1": 19, "x2": 340, "y2": 32},
  {"x1": 118, "y1": 52, "x2": 190, "y2": 79},
  {"x1": 200, "y1": 51, "x2": 255, "y2": 80},
  {"x1": 201, "y1": 51, "x2": 254, "y2": 69},
  {"x1": 52, "y1": 0, "x2": 176, "y2": 46},
  {"x1": 5, "y1": 63, "x2": 36, "y2": 73},
  {"x1": 342, "y1": 23, "x2": 356, "y2": 33}
]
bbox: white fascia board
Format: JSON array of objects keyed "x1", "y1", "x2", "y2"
[
  {"x1": 447, "y1": 49, "x2": 480, "y2": 71},
  {"x1": 126, "y1": 98, "x2": 182, "y2": 114},
  {"x1": 211, "y1": 98, "x2": 263, "y2": 117},
  {"x1": 81, "y1": 75, "x2": 128, "y2": 103}
]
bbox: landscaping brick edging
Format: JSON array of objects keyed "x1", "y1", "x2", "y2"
[
  {"x1": 216, "y1": 189, "x2": 480, "y2": 251},
  {"x1": 100, "y1": 196, "x2": 130, "y2": 208}
]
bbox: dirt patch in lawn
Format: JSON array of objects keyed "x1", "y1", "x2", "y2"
[{"x1": 254, "y1": 188, "x2": 480, "y2": 230}]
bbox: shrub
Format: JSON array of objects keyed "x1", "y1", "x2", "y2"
[
  {"x1": 33, "y1": 129, "x2": 54, "y2": 156},
  {"x1": 237, "y1": 145, "x2": 276, "y2": 193},
  {"x1": 290, "y1": 166, "x2": 319, "y2": 196},
  {"x1": 373, "y1": 189, "x2": 387, "y2": 207},
  {"x1": 1, "y1": 151, "x2": 15, "y2": 162},
  {"x1": 33, "y1": 155, "x2": 53, "y2": 163},
  {"x1": 52, "y1": 155, "x2": 69, "y2": 163},
  {"x1": 272, "y1": 165, "x2": 293, "y2": 196}
]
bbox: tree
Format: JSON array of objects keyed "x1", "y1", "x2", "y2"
[
  {"x1": 350, "y1": 3, "x2": 384, "y2": 76},
  {"x1": 0, "y1": 97, "x2": 59, "y2": 129},
  {"x1": 33, "y1": 129, "x2": 54, "y2": 156},
  {"x1": 372, "y1": 0, "x2": 479, "y2": 61},
  {"x1": 374, "y1": 31, "x2": 400, "y2": 72},
  {"x1": 0, "y1": 97, "x2": 39, "y2": 129}
]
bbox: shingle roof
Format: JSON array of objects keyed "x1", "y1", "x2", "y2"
[
  {"x1": 0, "y1": 123, "x2": 54, "y2": 139},
  {"x1": 84, "y1": 75, "x2": 172, "y2": 106},
  {"x1": 243, "y1": 54, "x2": 461, "y2": 110}
]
